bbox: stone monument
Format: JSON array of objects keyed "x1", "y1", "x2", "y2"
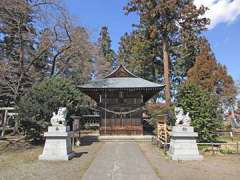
[
  {"x1": 39, "y1": 107, "x2": 75, "y2": 160},
  {"x1": 168, "y1": 107, "x2": 203, "y2": 160}
]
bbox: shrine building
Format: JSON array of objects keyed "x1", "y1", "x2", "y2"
[{"x1": 79, "y1": 65, "x2": 164, "y2": 135}]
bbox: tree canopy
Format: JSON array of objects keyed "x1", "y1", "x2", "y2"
[
  {"x1": 187, "y1": 38, "x2": 236, "y2": 103},
  {"x1": 0, "y1": 0, "x2": 237, "y2": 140},
  {"x1": 176, "y1": 82, "x2": 223, "y2": 142},
  {"x1": 0, "y1": 0, "x2": 101, "y2": 106},
  {"x1": 18, "y1": 77, "x2": 88, "y2": 140},
  {"x1": 123, "y1": 0, "x2": 210, "y2": 105}
]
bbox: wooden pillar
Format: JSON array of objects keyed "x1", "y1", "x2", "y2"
[{"x1": 1, "y1": 109, "x2": 8, "y2": 137}]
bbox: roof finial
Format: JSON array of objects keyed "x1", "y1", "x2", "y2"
[{"x1": 104, "y1": 64, "x2": 138, "y2": 78}]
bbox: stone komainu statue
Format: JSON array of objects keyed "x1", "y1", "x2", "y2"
[
  {"x1": 50, "y1": 107, "x2": 68, "y2": 126},
  {"x1": 175, "y1": 107, "x2": 191, "y2": 126}
]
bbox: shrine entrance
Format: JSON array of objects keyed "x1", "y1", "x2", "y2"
[
  {"x1": 99, "y1": 103, "x2": 144, "y2": 135},
  {"x1": 79, "y1": 65, "x2": 164, "y2": 135}
]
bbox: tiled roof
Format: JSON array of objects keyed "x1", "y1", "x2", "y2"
[
  {"x1": 79, "y1": 77, "x2": 164, "y2": 89},
  {"x1": 79, "y1": 64, "x2": 164, "y2": 90}
]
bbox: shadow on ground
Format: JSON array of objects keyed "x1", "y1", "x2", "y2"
[
  {"x1": 73, "y1": 151, "x2": 88, "y2": 159},
  {"x1": 80, "y1": 135, "x2": 99, "y2": 146}
]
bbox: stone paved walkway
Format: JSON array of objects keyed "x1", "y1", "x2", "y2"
[{"x1": 82, "y1": 142, "x2": 159, "y2": 180}]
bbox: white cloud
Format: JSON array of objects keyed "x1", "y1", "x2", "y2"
[{"x1": 194, "y1": 0, "x2": 240, "y2": 29}]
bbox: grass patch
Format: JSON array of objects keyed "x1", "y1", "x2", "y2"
[
  {"x1": 0, "y1": 145, "x2": 42, "y2": 168},
  {"x1": 216, "y1": 136, "x2": 240, "y2": 143}
]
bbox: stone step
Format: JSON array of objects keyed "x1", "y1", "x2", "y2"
[{"x1": 98, "y1": 135, "x2": 153, "y2": 142}]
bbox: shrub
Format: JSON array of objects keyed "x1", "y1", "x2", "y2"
[
  {"x1": 145, "y1": 103, "x2": 175, "y2": 126},
  {"x1": 18, "y1": 77, "x2": 87, "y2": 141},
  {"x1": 176, "y1": 82, "x2": 223, "y2": 142}
]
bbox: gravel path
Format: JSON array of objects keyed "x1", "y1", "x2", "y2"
[{"x1": 82, "y1": 142, "x2": 159, "y2": 180}]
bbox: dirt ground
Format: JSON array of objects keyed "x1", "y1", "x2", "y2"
[
  {"x1": 139, "y1": 142, "x2": 240, "y2": 180},
  {"x1": 1, "y1": 140, "x2": 240, "y2": 180},
  {"x1": 0, "y1": 141, "x2": 103, "y2": 180}
]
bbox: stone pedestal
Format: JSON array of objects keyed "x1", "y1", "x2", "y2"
[
  {"x1": 168, "y1": 126, "x2": 203, "y2": 161},
  {"x1": 39, "y1": 126, "x2": 75, "y2": 161}
]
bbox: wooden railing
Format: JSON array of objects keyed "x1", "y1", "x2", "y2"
[
  {"x1": 152, "y1": 136, "x2": 240, "y2": 155},
  {"x1": 156, "y1": 114, "x2": 170, "y2": 149}
]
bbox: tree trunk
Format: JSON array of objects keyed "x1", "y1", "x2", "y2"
[
  {"x1": 151, "y1": 57, "x2": 156, "y2": 82},
  {"x1": 162, "y1": 37, "x2": 171, "y2": 106},
  {"x1": 151, "y1": 58, "x2": 157, "y2": 103},
  {"x1": 14, "y1": 32, "x2": 25, "y2": 102},
  {"x1": 19, "y1": 42, "x2": 24, "y2": 73},
  {"x1": 51, "y1": 58, "x2": 56, "y2": 76}
]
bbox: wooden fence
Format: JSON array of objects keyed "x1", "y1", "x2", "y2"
[
  {"x1": 156, "y1": 115, "x2": 170, "y2": 146},
  {"x1": 152, "y1": 136, "x2": 240, "y2": 155}
]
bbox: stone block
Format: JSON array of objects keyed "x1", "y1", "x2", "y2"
[
  {"x1": 168, "y1": 126, "x2": 203, "y2": 161},
  {"x1": 48, "y1": 126, "x2": 70, "y2": 132},
  {"x1": 39, "y1": 126, "x2": 75, "y2": 161}
]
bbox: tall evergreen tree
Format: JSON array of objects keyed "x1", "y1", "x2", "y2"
[
  {"x1": 98, "y1": 26, "x2": 116, "y2": 68},
  {"x1": 118, "y1": 31, "x2": 160, "y2": 81},
  {"x1": 125, "y1": 0, "x2": 209, "y2": 105},
  {"x1": 54, "y1": 26, "x2": 94, "y2": 84},
  {"x1": 118, "y1": 33, "x2": 131, "y2": 66},
  {"x1": 187, "y1": 38, "x2": 236, "y2": 103}
]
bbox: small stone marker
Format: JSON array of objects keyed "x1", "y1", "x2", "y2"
[
  {"x1": 39, "y1": 107, "x2": 75, "y2": 160},
  {"x1": 168, "y1": 107, "x2": 203, "y2": 161}
]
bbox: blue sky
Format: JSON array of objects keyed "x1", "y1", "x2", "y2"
[{"x1": 64, "y1": 0, "x2": 240, "y2": 80}]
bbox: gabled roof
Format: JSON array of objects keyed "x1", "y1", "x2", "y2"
[
  {"x1": 79, "y1": 77, "x2": 164, "y2": 89},
  {"x1": 105, "y1": 64, "x2": 138, "y2": 78},
  {"x1": 79, "y1": 64, "x2": 164, "y2": 91}
]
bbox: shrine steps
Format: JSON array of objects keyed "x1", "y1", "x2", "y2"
[{"x1": 98, "y1": 135, "x2": 153, "y2": 142}]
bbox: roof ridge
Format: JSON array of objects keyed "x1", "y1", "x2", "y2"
[{"x1": 104, "y1": 64, "x2": 138, "y2": 78}]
